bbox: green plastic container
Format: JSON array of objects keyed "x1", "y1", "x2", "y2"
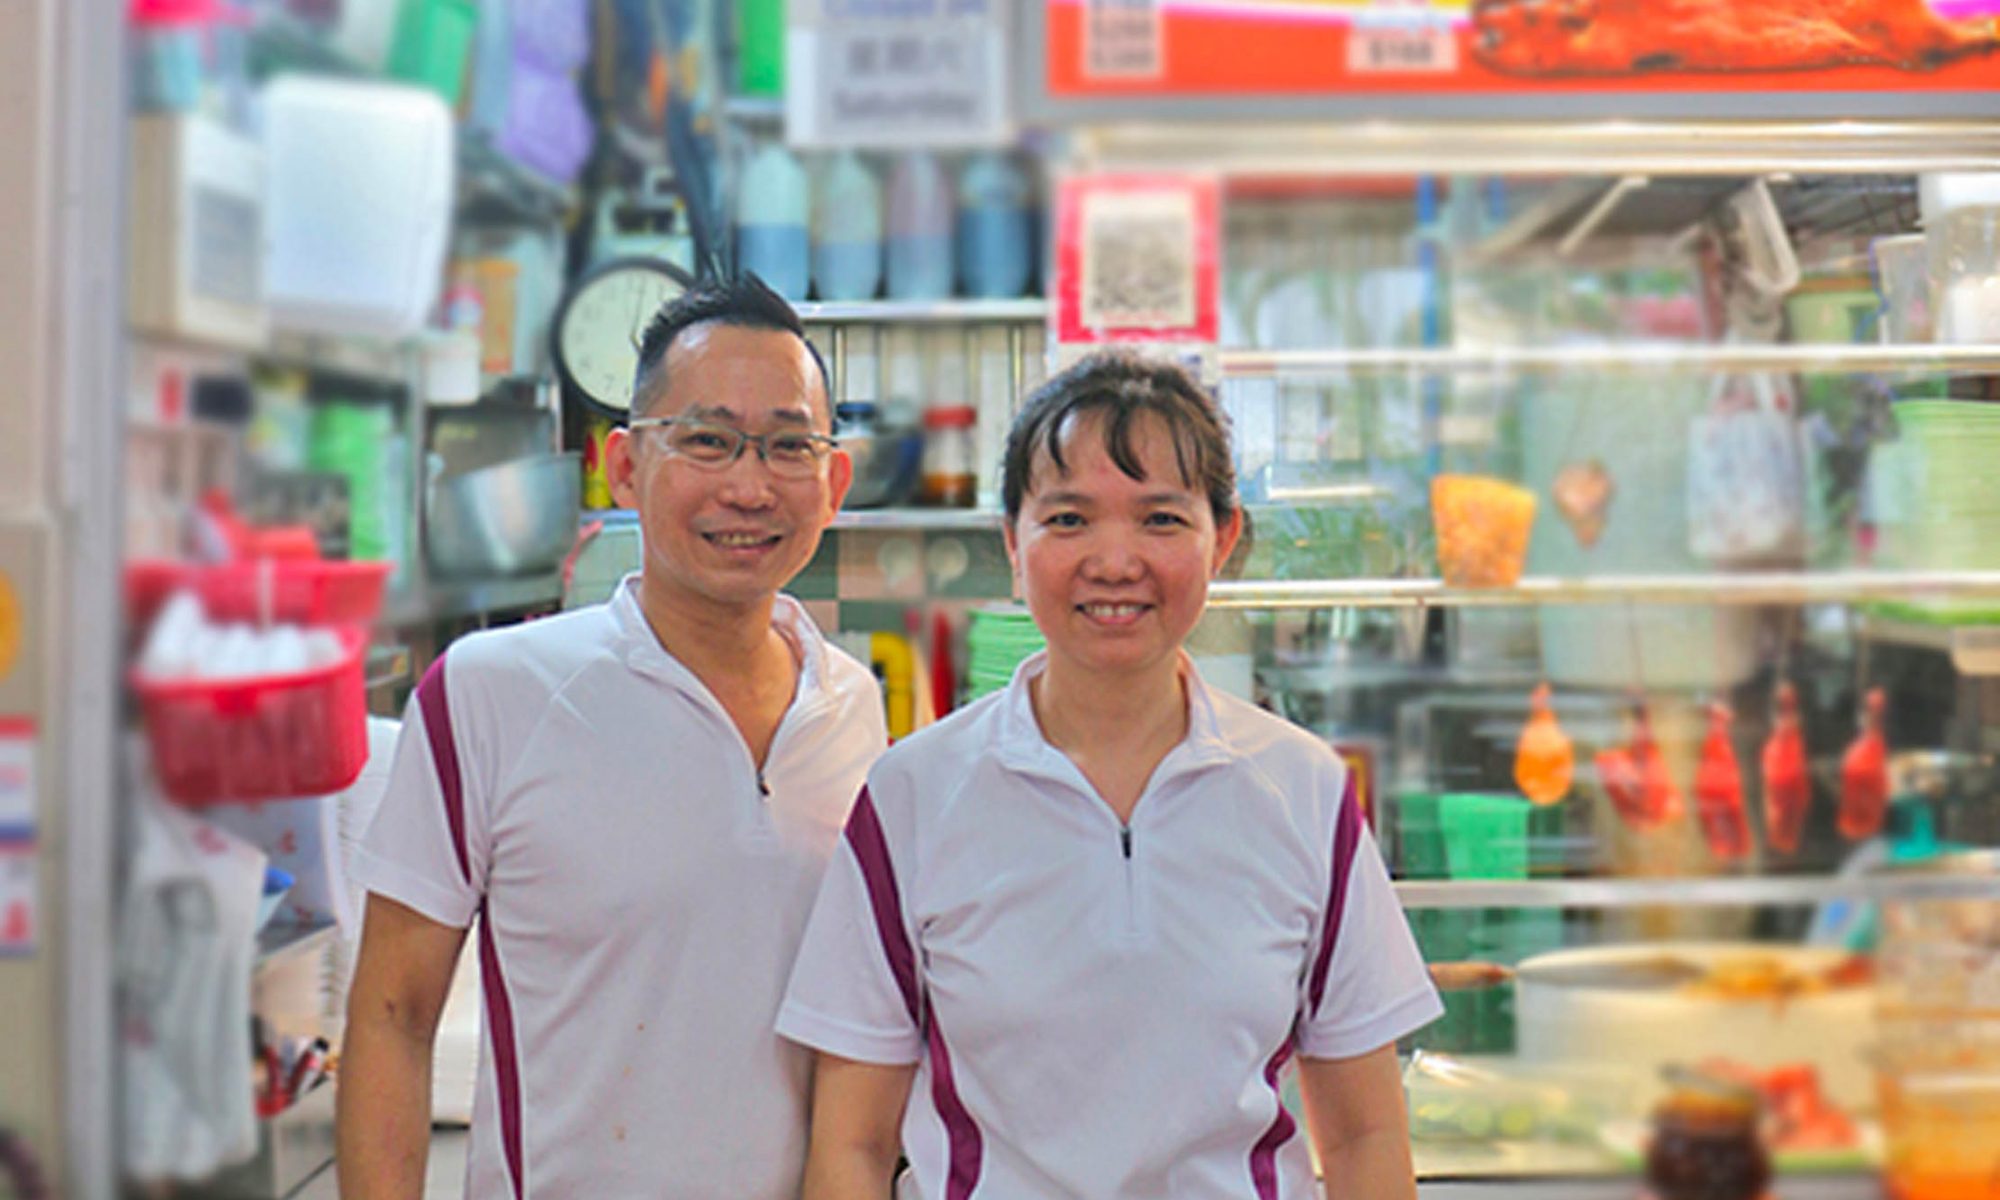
[
  {"x1": 388, "y1": 0, "x2": 478, "y2": 106},
  {"x1": 1439, "y1": 793, "x2": 1531, "y2": 881},
  {"x1": 736, "y1": 0, "x2": 785, "y2": 98}
]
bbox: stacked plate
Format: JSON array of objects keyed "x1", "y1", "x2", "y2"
[{"x1": 965, "y1": 605, "x2": 1045, "y2": 700}]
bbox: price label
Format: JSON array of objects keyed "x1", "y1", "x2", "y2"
[{"x1": 1348, "y1": 19, "x2": 1457, "y2": 74}]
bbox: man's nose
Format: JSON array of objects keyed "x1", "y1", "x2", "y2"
[{"x1": 713, "y1": 446, "x2": 781, "y2": 506}]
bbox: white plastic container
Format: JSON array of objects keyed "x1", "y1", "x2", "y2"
[{"x1": 261, "y1": 77, "x2": 456, "y2": 338}]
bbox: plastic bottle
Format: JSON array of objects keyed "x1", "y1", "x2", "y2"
[
  {"x1": 886, "y1": 151, "x2": 955, "y2": 301},
  {"x1": 917, "y1": 405, "x2": 978, "y2": 508},
  {"x1": 957, "y1": 152, "x2": 1033, "y2": 299},
  {"x1": 812, "y1": 151, "x2": 883, "y2": 302},
  {"x1": 737, "y1": 142, "x2": 810, "y2": 301}
]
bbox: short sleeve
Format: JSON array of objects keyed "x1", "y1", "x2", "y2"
[
  {"x1": 1297, "y1": 777, "x2": 1444, "y2": 1060},
  {"x1": 349, "y1": 654, "x2": 489, "y2": 929},
  {"x1": 777, "y1": 786, "x2": 924, "y2": 1065}
]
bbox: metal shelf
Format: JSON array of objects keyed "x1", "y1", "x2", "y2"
[
  {"x1": 1073, "y1": 120, "x2": 2000, "y2": 178},
  {"x1": 832, "y1": 507, "x2": 1004, "y2": 532},
  {"x1": 1395, "y1": 871, "x2": 2000, "y2": 910},
  {"x1": 259, "y1": 331, "x2": 416, "y2": 387},
  {"x1": 381, "y1": 572, "x2": 564, "y2": 625},
  {"x1": 1207, "y1": 570, "x2": 2000, "y2": 611},
  {"x1": 1217, "y1": 342, "x2": 2000, "y2": 380},
  {"x1": 722, "y1": 96, "x2": 785, "y2": 124},
  {"x1": 796, "y1": 299, "x2": 1048, "y2": 325}
]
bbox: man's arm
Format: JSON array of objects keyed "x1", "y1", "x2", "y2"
[
  {"x1": 1298, "y1": 1044, "x2": 1419, "y2": 1200},
  {"x1": 801, "y1": 1051, "x2": 917, "y2": 1200},
  {"x1": 337, "y1": 893, "x2": 468, "y2": 1200}
]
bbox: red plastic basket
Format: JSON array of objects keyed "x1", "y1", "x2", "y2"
[
  {"x1": 125, "y1": 559, "x2": 392, "y2": 632},
  {"x1": 133, "y1": 626, "x2": 370, "y2": 805}
]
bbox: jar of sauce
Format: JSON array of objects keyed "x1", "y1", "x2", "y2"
[
  {"x1": 917, "y1": 405, "x2": 978, "y2": 508},
  {"x1": 1645, "y1": 1074, "x2": 1770, "y2": 1200}
]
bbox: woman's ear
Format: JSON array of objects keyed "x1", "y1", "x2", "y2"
[
  {"x1": 1002, "y1": 519, "x2": 1023, "y2": 599},
  {"x1": 1211, "y1": 506, "x2": 1244, "y2": 576}
]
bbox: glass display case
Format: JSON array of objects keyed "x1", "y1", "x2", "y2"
[{"x1": 1049, "y1": 120, "x2": 2000, "y2": 1195}]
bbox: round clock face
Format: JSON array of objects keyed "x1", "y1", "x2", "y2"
[{"x1": 553, "y1": 258, "x2": 693, "y2": 416}]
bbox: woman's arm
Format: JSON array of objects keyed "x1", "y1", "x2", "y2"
[
  {"x1": 802, "y1": 1051, "x2": 919, "y2": 1200},
  {"x1": 1297, "y1": 1043, "x2": 1418, "y2": 1200}
]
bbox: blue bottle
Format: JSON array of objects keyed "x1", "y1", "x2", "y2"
[
  {"x1": 886, "y1": 151, "x2": 954, "y2": 301},
  {"x1": 812, "y1": 151, "x2": 883, "y2": 302},
  {"x1": 737, "y1": 142, "x2": 810, "y2": 300},
  {"x1": 957, "y1": 152, "x2": 1033, "y2": 299}
]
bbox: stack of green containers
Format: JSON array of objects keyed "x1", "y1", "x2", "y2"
[
  {"x1": 1397, "y1": 792, "x2": 1562, "y2": 1055},
  {"x1": 965, "y1": 606, "x2": 1045, "y2": 700}
]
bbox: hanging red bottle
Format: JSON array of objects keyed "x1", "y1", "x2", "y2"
[
  {"x1": 1515, "y1": 683, "x2": 1575, "y2": 806},
  {"x1": 1762, "y1": 682, "x2": 1811, "y2": 855},
  {"x1": 1694, "y1": 703, "x2": 1753, "y2": 862},
  {"x1": 1630, "y1": 703, "x2": 1683, "y2": 828},
  {"x1": 1839, "y1": 688, "x2": 1889, "y2": 842},
  {"x1": 1598, "y1": 701, "x2": 1678, "y2": 831}
]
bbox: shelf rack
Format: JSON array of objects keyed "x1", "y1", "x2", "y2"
[
  {"x1": 1207, "y1": 570, "x2": 2000, "y2": 611},
  {"x1": 1395, "y1": 871, "x2": 2000, "y2": 911},
  {"x1": 1216, "y1": 343, "x2": 2000, "y2": 380}
]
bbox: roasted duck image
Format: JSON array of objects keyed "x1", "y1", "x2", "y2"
[{"x1": 1471, "y1": 0, "x2": 2000, "y2": 76}]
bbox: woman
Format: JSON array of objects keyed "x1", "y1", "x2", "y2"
[{"x1": 778, "y1": 353, "x2": 1442, "y2": 1199}]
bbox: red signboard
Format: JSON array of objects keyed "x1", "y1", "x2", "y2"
[
  {"x1": 1054, "y1": 173, "x2": 1221, "y2": 346},
  {"x1": 1046, "y1": 0, "x2": 2000, "y2": 99}
]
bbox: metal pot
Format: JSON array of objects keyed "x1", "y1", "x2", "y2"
[{"x1": 426, "y1": 452, "x2": 582, "y2": 578}]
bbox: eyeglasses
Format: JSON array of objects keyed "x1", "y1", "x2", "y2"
[{"x1": 628, "y1": 417, "x2": 839, "y2": 480}]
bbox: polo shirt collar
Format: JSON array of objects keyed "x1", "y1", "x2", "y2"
[
  {"x1": 993, "y1": 649, "x2": 1239, "y2": 783},
  {"x1": 609, "y1": 573, "x2": 833, "y2": 712}
]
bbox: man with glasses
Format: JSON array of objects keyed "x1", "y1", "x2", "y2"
[{"x1": 339, "y1": 276, "x2": 887, "y2": 1198}]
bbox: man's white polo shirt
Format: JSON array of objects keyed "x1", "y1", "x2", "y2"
[
  {"x1": 353, "y1": 575, "x2": 885, "y2": 1199},
  {"x1": 778, "y1": 652, "x2": 1441, "y2": 1199}
]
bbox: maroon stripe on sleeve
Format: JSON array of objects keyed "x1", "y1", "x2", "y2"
[
  {"x1": 1307, "y1": 774, "x2": 1364, "y2": 1019},
  {"x1": 842, "y1": 788, "x2": 922, "y2": 1025},
  {"x1": 415, "y1": 655, "x2": 472, "y2": 887},
  {"x1": 926, "y1": 1015, "x2": 986, "y2": 1200},
  {"x1": 1247, "y1": 1023, "x2": 1298, "y2": 1200},
  {"x1": 478, "y1": 907, "x2": 526, "y2": 1199}
]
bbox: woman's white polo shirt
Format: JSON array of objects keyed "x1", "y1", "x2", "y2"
[{"x1": 778, "y1": 653, "x2": 1441, "y2": 1199}]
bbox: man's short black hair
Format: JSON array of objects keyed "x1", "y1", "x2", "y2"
[
  {"x1": 1001, "y1": 351, "x2": 1239, "y2": 527},
  {"x1": 630, "y1": 274, "x2": 832, "y2": 424}
]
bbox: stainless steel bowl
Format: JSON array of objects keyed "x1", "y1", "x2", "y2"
[{"x1": 426, "y1": 452, "x2": 582, "y2": 578}]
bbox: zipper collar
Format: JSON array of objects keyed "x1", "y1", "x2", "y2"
[
  {"x1": 992, "y1": 649, "x2": 1239, "y2": 790},
  {"x1": 610, "y1": 573, "x2": 836, "y2": 724}
]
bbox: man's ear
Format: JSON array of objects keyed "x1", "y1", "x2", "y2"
[
  {"x1": 607, "y1": 427, "x2": 641, "y2": 510},
  {"x1": 823, "y1": 447, "x2": 854, "y2": 520}
]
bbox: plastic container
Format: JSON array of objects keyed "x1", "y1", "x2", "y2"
[
  {"x1": 886, "y1": 151, "x2": 955, "y2": 301},
  {"x1": 1431, "y1": 475, "x2": 1536, "y2": 588},
  {"x1": 957, "y1": 152, "x2": 1033, "y2": 299},
  {"x1": 124, "y1": 558, "x2": 392, "y2": 634},
  {"x1": 1874, "y1": 233, "x2": 1935, "y2": 344},
  {"x1": 387, "y1": 0, "x2": 479, "y2": 105},
  {"x1": 737, "y1": 143, "x2": 810, "y2": 301},
  {"x1": 812, "y1": 151, "x2": 883, "y2": 302},
  {"x1": 735, "y1": 0, "x2": 785, "y2": 97},
  {"x1": 262, "y1": 75, "x2": 455, "y2": 338},
  {"x1": 492, "y1": 58, "x2": 592, "y2": 185},
  {"x1": 135, "y1": 626, "x2": 370, "y2": 805},
  {"x1": 917, "y1": 405, "x2": 978, "y2": 508},
  {"x1": 1929, "y1": 205, "x2": 2000, "y2": 344}
]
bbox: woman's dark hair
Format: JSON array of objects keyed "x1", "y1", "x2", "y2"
[
  {"x1": 1001, "y1": 351, "x2": 1238, "y2": 526},
  {"x1": 630, "y1": 273, "x2": 831, "y2": 423}
]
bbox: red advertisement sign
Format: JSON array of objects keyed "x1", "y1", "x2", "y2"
[
  {"x1": 1054, "y1": 173, "x2": 1222, "y2": 346},
  {"x1": 1047, "y1": 0, "x2": 2000, "y2": 99}
]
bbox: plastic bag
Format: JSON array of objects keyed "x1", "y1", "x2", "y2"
[{"x1": 1687, "y1": 372, "x2": 1806, "y2": 564}]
